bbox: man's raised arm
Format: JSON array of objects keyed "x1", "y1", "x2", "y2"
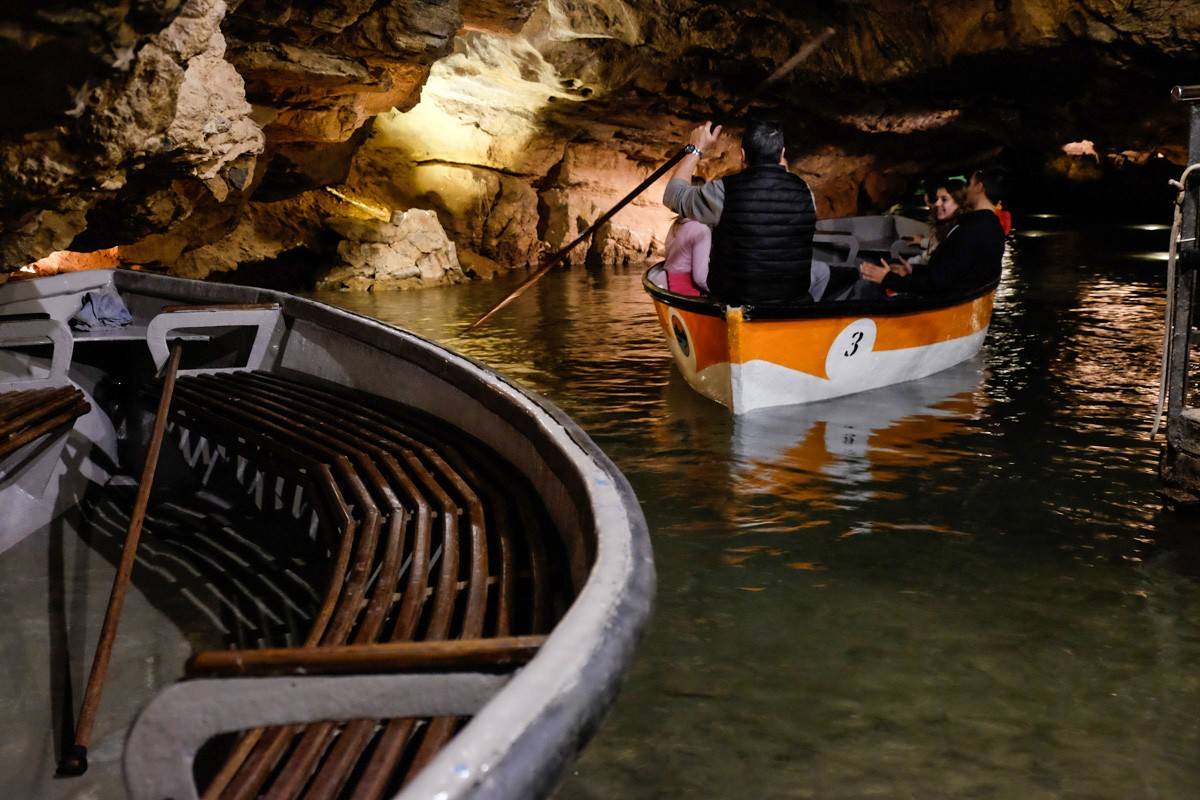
[{"x1": 663, "y1": 122, "x2": 726, "y2": 226}]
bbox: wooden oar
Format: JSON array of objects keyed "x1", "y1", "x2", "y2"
[
  {"x1": 58, "y1": 343, "x2": 185, "y2": 776},
  {"x1": 463, "y1": 26, "x2": 836, "y2": 333}
]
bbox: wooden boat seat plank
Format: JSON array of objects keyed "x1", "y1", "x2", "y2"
[
  {"x1": 186, "y1": 636, "x2": 546, "y2": 678},
  {"x1": 0, "y1": 386, "x2": 90, "y2": 462}
]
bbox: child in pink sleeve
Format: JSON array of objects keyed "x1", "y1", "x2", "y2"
[{"x1": 664, "y1": 218, "x2": 711, "y2": 297}]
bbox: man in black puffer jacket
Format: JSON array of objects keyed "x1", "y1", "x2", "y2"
[{"x1": 663, "y1": 119, "x2": 826, "y2": 306}]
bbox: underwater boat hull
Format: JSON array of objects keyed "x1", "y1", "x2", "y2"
[{"x1": 647, "y1": 266, "x2": 996, "y2": 414}]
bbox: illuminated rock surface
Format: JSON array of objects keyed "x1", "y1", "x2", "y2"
[
  {"x1": 2, "y1": 0, "x2": 1199, "y2": 283},
  {"x1": 318, "y1": 208, "x2": 466, "y2": 291}
]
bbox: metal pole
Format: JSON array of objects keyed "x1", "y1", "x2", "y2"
[{"x1": 1165, "y1": 105, "x2": 1200, "y2": 445}]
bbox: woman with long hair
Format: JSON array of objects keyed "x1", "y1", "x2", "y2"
[{"x1": 910, "y1": 177, "x2": 967, "y2": 266}]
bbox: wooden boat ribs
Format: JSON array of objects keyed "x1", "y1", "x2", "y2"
[{"x1": 145, "y1": 369, "x2": 576, "y2": 799}]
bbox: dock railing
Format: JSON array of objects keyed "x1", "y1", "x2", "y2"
[{"x1": 1160, "y1": 86, "x2": 1200, "y2": 503}]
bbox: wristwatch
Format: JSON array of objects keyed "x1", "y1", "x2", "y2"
[{"x1": 684, "y1": 143, "x2": 703, "y2": 158}]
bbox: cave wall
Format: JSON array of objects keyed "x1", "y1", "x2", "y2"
[{"x1": 2, "y1": 0, "x2": 1199, "y2": 283}]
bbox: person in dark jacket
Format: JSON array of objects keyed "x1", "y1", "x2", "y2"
[
  {"x1": 859, "y1": 168, "x2": 1007, "y2": 296},
  {"x1": 663, "y1": 119, "x2": 827, "y2": 305}
]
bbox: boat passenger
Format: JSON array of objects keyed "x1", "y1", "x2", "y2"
[
  {"x1": 662, "y1": 119, "x2": 829, "y2": 305},
  {"x1": 859, "y1": 168, "x2": 1007, "y2": 296},
  {"x1": 663, "y1": 216, "x2": 711, "y2": 296},
  {"x1": 907, "y1": 177, "x2": 967, "y2": 268},
  {"x1": 995, "y1": 200, "x2": 1014, "y2": 235}
]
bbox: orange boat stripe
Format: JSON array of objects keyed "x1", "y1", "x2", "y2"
[
  {"x1": 656, "y1": 293, "x2": 994, "y2": 380},
  {"x1": 873, "y1": 293, "x2": 994, "y2": 352}
]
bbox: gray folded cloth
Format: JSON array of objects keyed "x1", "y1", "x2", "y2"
[{"x1": 70, "y1": 288, "x2": 133, "y2": 330}]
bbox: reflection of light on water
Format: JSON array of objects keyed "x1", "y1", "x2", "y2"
[
  {"x1": 1015, "y1": 230, "x2": 1056, "y2": 238},
  {"x1": 1070, "y1": 278, "x2": 1165, "y2": 407},
  {"x1": 1028, "y1": 213, "x2": 1061, "y2": 219},
  {"x1": 1130, "y1": 252, "x2": 1171, "y2": 262},
  {"x1": 1127, "y1": 224, "x2": 1170, "y2": 232},
  {"x1": 840, "y1": 522, "x2": 970, "y2": 539}
]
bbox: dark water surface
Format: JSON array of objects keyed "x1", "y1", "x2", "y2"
[{"x1": 309, "y1": 215, "x2": 1200, "y2": 799}]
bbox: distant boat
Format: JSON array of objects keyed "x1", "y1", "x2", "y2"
[{"x1": 645, "y1": 215, "x2": 999, "y2": 414}]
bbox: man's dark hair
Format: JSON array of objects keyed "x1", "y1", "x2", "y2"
[
  {"x1": 972, "y1": 167, "x2": 1007, "y2": 204},
  {"x1": 742, "y1": 119, "x2": 786, "y2": 166}
]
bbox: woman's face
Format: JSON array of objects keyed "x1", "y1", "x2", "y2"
[{"x1": 934, "y1": 187, "x2": 959, "y2": 221}]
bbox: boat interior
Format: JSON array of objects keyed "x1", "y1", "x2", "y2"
[
  {"x1": 646, "y1": 214, "x2": 1000, "y2": 318},
  {"x1": 0, "y1": 269, "x2": 647, "y2": 799}
]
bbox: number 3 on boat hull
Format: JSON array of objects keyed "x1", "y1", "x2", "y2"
[{"x1": 646, "y1": 265, "x2": 997, "y2": 414}]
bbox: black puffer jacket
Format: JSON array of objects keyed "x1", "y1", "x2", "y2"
[{"x1": 710, "y1": 164, "x2": 816, "y2": 305}]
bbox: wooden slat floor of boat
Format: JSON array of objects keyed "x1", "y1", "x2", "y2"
[
  {"x1": 152, "y1": 371, "x2": 575, "y2": 800},
  {"x1": 0, "y1": 386, "x2": 90, "y2": 462}
]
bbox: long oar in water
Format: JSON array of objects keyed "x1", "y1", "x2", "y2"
[
  {"x1": 58, "y1": 343, "x2": 184, "y2": 776},
  {"x1": 463, "y1": 26, "x2": 836, "y2": 334}
]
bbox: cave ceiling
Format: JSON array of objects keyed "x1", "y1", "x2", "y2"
[{"x1": 1, "y1": 0, "x2": 1198, "y2": 278}]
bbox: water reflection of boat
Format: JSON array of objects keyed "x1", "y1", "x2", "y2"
[
  {"x1": 731, "y1": 358, "x2": 985, "y2": 471},
  {"x1": 644, "y1": 215, "x2": 998, "y2": 414},
  {"x1": 730, "y1": 360, "x2": 984, "y2": 512},
  {"x1": 661, "y1": 357, "x2": 984, "y2": 511}
]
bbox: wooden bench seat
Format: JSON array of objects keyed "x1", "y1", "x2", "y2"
[
  {"x1": 0, "y1": 386, "x2": 90, "y2": 463},
  {"x1": 157, "y1": 370, "x2": 574, "y2": 800}
]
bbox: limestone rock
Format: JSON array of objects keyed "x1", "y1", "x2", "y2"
[
  {"x1": 587, "y1": 221, "x2": 654, "y2": 269},
  {"x1": 318, "y1": 208, "x2": 466, "y2": 291},
  {"x1": 164, "y1": 190, "x2": 341, "y2": 279},
  {"x1": 458, "y1": 249, "x2": 506, "y2": 279},
  {"x1": 7, "y1": 0, "x2": 1200, "y2": 281},
  {"x1": 462, "y1": 0, "x2": 540, "y2": 33},
  {"x1": 224, "y1": 0, "x2": 460, "y2": 144},
  {"x1": 349, "y1": 154, "x2": 544, "y2": 268},
  {"x1": 0, "y1": 0, "x2": 264, "y2": 267}
]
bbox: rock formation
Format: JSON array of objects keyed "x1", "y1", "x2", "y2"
[
  {"x1": 317, "y1": 208, "x2": 466, "y2": 291},
  {"x1": 0, "y1": 0, "x2": 264, "y2": 266},
  {"x1": 2, "y1": 0, "x2": 1199, "y2": 284}
]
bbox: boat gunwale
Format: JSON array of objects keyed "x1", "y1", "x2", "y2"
[{"x1": 643, "y1": 264, "x2": 1000, "y2": 321}]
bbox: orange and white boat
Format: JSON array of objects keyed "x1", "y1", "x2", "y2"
[{"x1": 645, "y1": 215, "x2": 1000, "y2": 414}]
